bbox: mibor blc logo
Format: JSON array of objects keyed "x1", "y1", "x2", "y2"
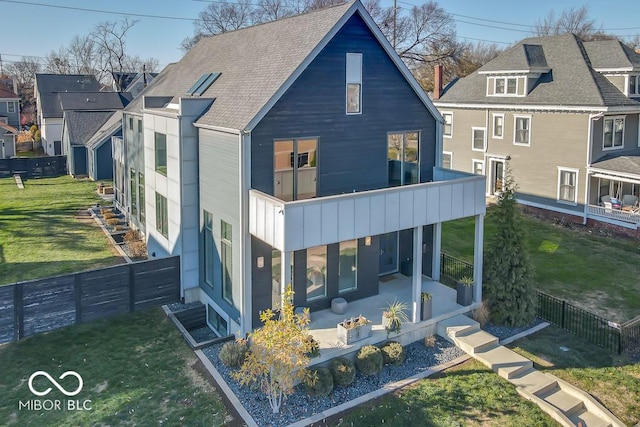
[{"x1": 19, "y1": 370, "x2": 92, "y2": 411}]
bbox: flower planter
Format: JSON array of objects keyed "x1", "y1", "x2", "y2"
[
  {"x1": 337, "y1": 317, "x2": 372, "y2": 345},
  {"x1": 421, "y1": 299, "x2": 433, "y2": 320},
  {"x1": 456, "y1": 282, "x2": 473, "y2": 306}
]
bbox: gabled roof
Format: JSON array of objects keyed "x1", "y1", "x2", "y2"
[
  {"x1": 84, "y1": 111, "x2": 123, "y2": 150},
  {"x1": 0, "y1": 86, "x2": 19, "y2": 99},
  {"x1": 126, "y1": 1, "x2": 439, "y2": 130},
  {"x1": 64, "y1": 111, "x2": 115, "y2": 146},
  {"x1": 438, "y1": 34, "x2": 640, "y2": 109},
  {"x1": 58, "y1": 92, "x2": 131, "y2": 111},
  {"x1": 583, "y1": 40, "x2": 640, "y2": 71},
  {"x1": 35, "y1": 74, "x2": 100, "y2": 94},
  {"x1": 112, "y1": 72, "x2": 138, "y2": 90},
  {"x1": 0, "y1": 122, "x2": 18, "y2": 135}
]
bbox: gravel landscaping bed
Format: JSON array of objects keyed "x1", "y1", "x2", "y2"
[
  {"x1": 190, "y1": 326, "x2": 217, "y2": 343},
  {"x1": 483, "y1": 317, "x2": 545, "y2": 341},
  {"x1": 167, "y1": 301, "x2": 204, "y2": 312}
]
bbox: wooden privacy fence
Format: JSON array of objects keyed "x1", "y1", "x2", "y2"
[
  {"x1": 0, "y1": 155, "x2": 67, "y2": 179},
  {"x1": 0, "y1": 256, "x2": 180, "y2": 344}
]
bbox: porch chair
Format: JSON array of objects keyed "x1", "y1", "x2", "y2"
[
  {"x1": 601, "y1": 195, "x2": 613, "y2": 209},
  {"x1": 622, "y1": 194, "x2": 638, "y2": 210}
]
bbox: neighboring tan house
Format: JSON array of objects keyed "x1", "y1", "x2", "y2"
[
  {"x1": 34, "y1": 74, "x2": 100, "y2": 156},
  {"x1": 434, "y1": 34, "x2": 640, "y2": 229},
  {"x1": 59, "y1": 92, "x2": 131, "y2": 178},
  {"x1": 114, "y1": 1, "x2": 486, "y2": 337}
]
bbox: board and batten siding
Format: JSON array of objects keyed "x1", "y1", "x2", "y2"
[
  {"x1": 251, "y1": 13, "x2": 438, "y2": 198},
  {"x1": 199, "y1": 128, "x2": 242, "y2": 325}
]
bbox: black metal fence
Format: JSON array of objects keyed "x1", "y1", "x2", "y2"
[
  {"x1": 0, "y1": 256, "x2": 181, "y2": 344},
  {"x1": 439, "y1": 252, "x2": 640, "y2": 354},
  {"x1": 0, "y1": 155, "x2": 67, "y2": 178}
]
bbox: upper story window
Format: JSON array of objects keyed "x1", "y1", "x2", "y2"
[
  {"x1": 514, "y1": 115, "x2": 531, "y2": 146},
  {"x1": 346, "y1": 53, "x2": 362, "y2": 114},
  {"x1": 603, "y1": 117, "x2": 624, "y2": 150},
  {"x1": 128, "y1": 117, "x2": 133, "y2": 130},
  {"x1": 487, "y1": 76, "x2": 526, "y2": 97},
  {"x1": 388, "y1": 131, "x2": 419, "y2": 186},
  {"x1": 155, "y1": 132, "x2": 167, "y2": 175},
  {"x1": 442, "y1": 112, "x2": 453, "y2": 137},
  {"x1": 492, "y1": 114, "x2": 504, "y2": 139},
  {"x1": 7, "y1": 102, "x2": 15, "y2": 113},
  {"x1": 221, "y1": 220, "x2": 233, "y2": 305},
  {"x1": 137, "y1": 119, "x2": 143, "y2": 133},
  {"x1": 156, "y1": 192, "x2": 168, "y2": 238},
  {"x1": 629, "y1": 75, "x2": 640, "y2": 96},
  {"x1": 472, "y1": 127, "x2": 486, "y2": 152}
]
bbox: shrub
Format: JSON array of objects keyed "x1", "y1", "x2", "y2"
[
  {"x1": 124, "y1": 229, "x2": 140, "y2": 243},
  {"x1": 219, "y1": 339, "x2": 248, "y2": 368},
  {"x1": 355, "y1": 345, "x2": 383, "y2": 376},
  {"x1": 100, "y1": 208, "x2": 112, "y2": 216},
  {"x1": 424, "y1": 335, "x2": 437, "y2": 348},
  {"x1": 103, "y1": 212, "x2": 117, "y2": 219},
  {"x1": 304, "y1": 334, "x2": 320, "y2": 358},
  {"x1": 380, "y1": 341, "x2": 404, "y2": 365},
  {"x1": 330, "y1": 357, "x2": 356, "y2": 387},
  {"x1": 106, "y1": 218, "x2": 120, "y2": 226},
  {"x1": 128, "y1": 241, "x2": 147, "y2": 258},
  {"x1": 114, "y1": 225, "x2": 124, "y2": 231},
  {"x1": 472, "y1": 301, "x2": 490, "y2": 327},
  {"x1": 303, "y1": 367, "x2": 333, "y2": 397}
]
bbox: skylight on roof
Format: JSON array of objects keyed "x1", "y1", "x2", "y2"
[{"x1": 186, "y1": 73, "x2": 221, "y2": 96}]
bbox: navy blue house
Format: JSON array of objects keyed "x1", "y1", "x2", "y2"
[{"x1": 116, "y1": 1, "x2": 486, "y2": 337}]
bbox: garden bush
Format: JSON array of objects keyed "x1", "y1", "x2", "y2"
[
  {"x1": 329, "y1": 357, "x2": 356, "y2": 387},
  {"x1": 128, "y1": 241, "x2": 147, "y2": 258},
  {"x1": 106, "y1": 218, "x2": 120, "y2": 226},
  {"x1": 103, "y1": 212, "x2": 117, "y2": 219},
  {"x1": 380, "y1": 341, "x2": 405, "y2": 365},
  {"x1": 304, "y1": 334, "x2": 320, "y2": 358},
  {"x1": 355, "y1": 345, "x2": 383, "y2": 376},
  {"x1": 124, "y1": 229, "x2": 140, "y2": 243},
  {"x1": 303, "y1": 367, "x2": 333, "y2": 397},
  {"x1": 219, "y1": 339, "x2": 248, "y2": 368}
]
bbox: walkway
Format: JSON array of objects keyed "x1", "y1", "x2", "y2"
[{"x1": 437, "y1": 315, "x2": 625, "y2": 427}]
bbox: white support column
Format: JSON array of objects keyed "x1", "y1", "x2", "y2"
[
  {"x1": 412, "y1": 226, "x2": 423, "y2": 323},
  {"x1": 473, "y1": 213, "x2": 484, "y2": 303},
  {"x1": 431, "y1": 222, "x2": 442, "y2": 281},
  {"x1": 280, "y1": 251, "x2": 292, "y2": 307}
]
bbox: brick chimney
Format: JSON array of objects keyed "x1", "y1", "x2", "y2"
[{"x1": 433, "y1": 64, "x2": 443, "y2": 100}]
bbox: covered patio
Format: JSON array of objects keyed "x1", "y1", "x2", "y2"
[{"x1": 306, "y1": 273, "x2": 473, "y2": 366}]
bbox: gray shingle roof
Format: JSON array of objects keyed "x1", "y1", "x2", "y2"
[
  {"x1": 125, "y1": 2, "x2": 355, "y2": 130},
  {"x1": 592, "y1": 149, "x2": 640, "y2": 175},
  {"x1": 64, "y1": 111, "x2": 115, "y2": 147},
  {"x1": 58, "y1": 92, "x2": 131, "y2": 111},
  {"x1": 84, "y1": 111, "x2": 122, "y2": 150},
  {"x1": 439, "y1": 34, "x2": 640, "y2": 108},
  {"x1": 35, "y1": 74, "x2": 100, "y2": 93},
  {"x1": 583, "y1": 40, "x2": 640, "y2": 70}
]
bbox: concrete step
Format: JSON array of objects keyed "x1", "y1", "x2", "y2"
[
  {"x1": 570, "y1": 408, "x2": 612, "y2": 427},
  {"x1": 474, "y1": 345, "x2": 533, "y2": 379},
  {"x1": 539, "y1": 387, "x2": 585, "y2": 418},
  {"x1": 436, "y1": 314, "x2": 479, "y2": 342},
  {"x1": 454, "y1": 329, "x2": 499, "y2": 354},
  {"x1": 510, "y1": 368, "x2": 557, "y2": 394}
]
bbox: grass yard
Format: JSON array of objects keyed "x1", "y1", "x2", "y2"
[
  {"x1": 312, "y1": 358, "x2": 557, "y2": 427},
  {"x1": 0, "y1": 176, "x2": 122, "y2": 285},
  {"x1": 509, "y1": 325, "x2": 640, "y2": 426},
  {"x1": 0, "y1": 309, "x2": 235, "y2": 426},
  {"x1": 442, "y1": 210, "x2": 640, "y2": 322}
]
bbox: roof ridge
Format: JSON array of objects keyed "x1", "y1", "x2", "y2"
[{"x1": 575, "y1": 35, "x2": 607, "y2": 106}]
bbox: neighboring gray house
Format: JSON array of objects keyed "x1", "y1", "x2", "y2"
[
  {"x1": 116, "y1": 1, "x2": 485, "y2": 337},
  {"x1": 0, "y1": 122, "x2": 18, "y2": 158},
  {"x1": 0, "y1": 86, "x2": 20, "y2": 128},
  {"x1": 434, "y1": 34, "x2": 640, "y2": 229},
  {"x1": 85, "y1": 111, "x2": 123, "y2": 181},
  {"x1": 111, "y1": 71, "x2": 158, "y2": 98},
  {"x1": 34, "y1": 74, "x2": 101, "y2": 156}
]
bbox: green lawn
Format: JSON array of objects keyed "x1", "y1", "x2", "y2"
[
  {"x1": 442, "y1": 210, "x2": 640, "y2": 322},
  {"x1": 0, "y1": 176, "x2": 122, "y2": 285},
  {"x1": 509, "y1": 325, "x2": 640, "y2": 426},
  {"x1": 312, "y1": 358, "x2": 556, "y2": 427},
  {"x1": 0, "y1": 309, "x2": 234, "y2": 426}
]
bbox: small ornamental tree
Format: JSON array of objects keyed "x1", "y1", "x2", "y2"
[
  {"x1": 232, "y1": 287, "x2": 316, "y2": 414},
  {"x1": 483, "y1": 167, "x2": 536, "y2": 326}
]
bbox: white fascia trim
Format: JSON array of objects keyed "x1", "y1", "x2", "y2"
[
  {"x1": 194, "y1": 123, "x2": 241, "y2": 135},
  {"x1": 141, "y1": 108, "x2": 179, "y2": 119},
  {"x1": 594, "y1": 67, "x2": 634, "y2": 73},
  {"x1": 588, "y1": 167, "x2": 640, "y2": 182},
  {"x1": 245, "y1": 2, "x2": 443, "y2": 130},
  {"x1": 478, "y1": 68, "x2": 550, "y2": 75}
]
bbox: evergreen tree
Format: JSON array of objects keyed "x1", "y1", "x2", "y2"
[{"x1": 483, "y1": 168, "x2": 536, "y2": 326}]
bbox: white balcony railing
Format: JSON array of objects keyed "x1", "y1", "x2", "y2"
[
  {"x1": 249, "y1": 168, "x2": 486, "y2": 252},
  {"x1": 587, "y1": 204, "x2": 640, "y2": 225}
]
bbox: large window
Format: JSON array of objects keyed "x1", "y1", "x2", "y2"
[
  {"x1": 221, "y1": 220, "x2": 233, "y2": 304},
  {"x1": 137, "y1": 119, "x2": 143, "y2": 133},
  {"x1": 492, "y1": 114, "x2": 504, "y2": 139},
  {"x1": 155, "y1": 132, "x2": 167, "y2": 175},
  {"x1": 156, "y1": 193, "x2": 168, "y2": 238},
  {"x1": 138, "y1": 172, "x2": 145, "y2": 222},
  {"x1": 130, "y1": 168, "x2": 137, "y2": 217},
  {"x1": 514, "y1": 116, "x2": 531, "y2": 146},
  {"x1": 338, "y1": 240, "x2": 357, "y2": 292},
  {"x1": 203, "y1": 211, "x2": 214, "y2": 288},
  {"x1": 442, "y1": 112, "x2": 453, "y2": 137},
  {"x1": 488, "y1": 76, "x2": 525, "y2": 96},
  {"x1": 274, "y1": 138, "x2": 317, "y2": 201},
  {"x1": 442, "y1": 152, "x2": 452, "y2": 169},
  {"x1": 629, "y1": 75, "x2": 640, "y2": 96},
  {"x1": 388, "y1": 131, "x2": 419, "y2": 186},
  {"x1": 7, "y1": 102, "x2": 15, "y2": 113},
  {"x1": 558, "y1": 168, "x2": 578, "y2": 204},
  {"x1": 472, "y1": 127, "x2": 486, "y2": 151},
  {"x1": 306, "y1": 245, "x2": 327, "y2": 301},
  {"x1": 603, "y1": 117, "x2": 624, "y2": 150},
  {"x1": 207, "y1": 305, "x2": 228, "y2": 337},
  {"x1": 346, "y1": 53, "x2": 362, "y2": 114}
]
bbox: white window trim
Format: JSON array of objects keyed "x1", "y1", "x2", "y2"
[
  {"x1": 602, "y1": 115, "x2": 625, "y2": 151},
  {"x1": 7, "y1": 102, "x2": 15, "y2": 113},
  {"x1": 486, "y1": 76, "x2": 527, "y2": 97},
  {"x1": 492, "y1": 113, "x2": 504, "y2": 139},
  {"x1": 471, "y1": 127, "x2": 486, "y2": 152},
  {"x1": 442, "y1": 151, "x2": 453, "y2": 169},
  {"x1": 472, "y1": 159, "x2": 484, "y2": 175},
  {"x1": 626, "y1": 75, "x2": 640, "y2": 96},
  {"x1": 346, "y1": 52, "x2": 363, "y2": 115},
  {"x1": 513, "y1": 115, "x2": 532, "y2": 146},
  {"x1": 557, "y1": 167, "x2": 579, "y2": 205},
  {"x1": 442, "y1": 112, "x2": 453, "y2": 138}
]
